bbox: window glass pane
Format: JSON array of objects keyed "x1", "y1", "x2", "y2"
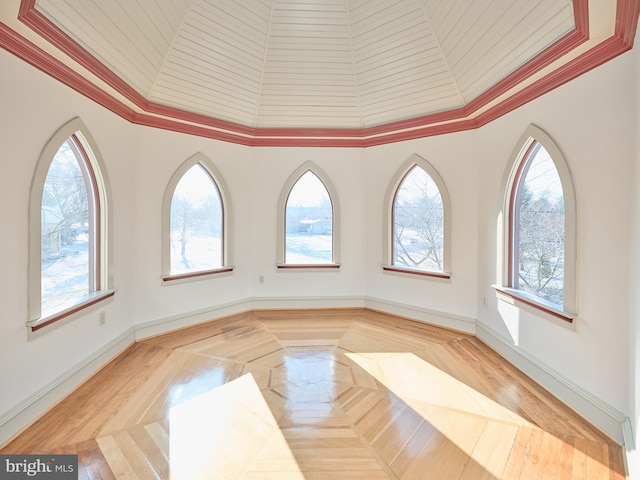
[
  {"x1": 170, "y1": 164, "x2": 223, "y2": 273},
  {"x1": 41, "y1": 139, "x2": 90, "y2": 314},
  {"x1": 515, "y1": 144, "x2": 565, "y2": 305},
  {"x1": 393, "y1": 165, "x2": 444, "y2": 271},
  {"x1": 285, "y1": 171, "x2": 333, "y2": 263}
]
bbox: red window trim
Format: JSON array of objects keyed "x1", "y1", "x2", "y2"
[
  {"x1": 36, "y1": 133, "x2": 106, "y2": 333},
  {"x1": 29, "y1": 290, "x2": 115, "y2": 332},
  {"x1": 391, "y1": 165, "x2": 446, "y2": 274},
  {"x1": 508, "y1": 141, "x2": 539, "y2": 287},
  {"x1": 170, "y1": 163, "x2": 226, "y2": 270},
  {"x1": 382, "y1": 265, "x2": 451, "y2": 279},
  {"x1": 284, "y1": 170, "x2": 335, "y2": 265},
  {"x1": 163, "y1": 267, "x2": 234, "y2": 283},
  {"x1": 506, "y1": 140, "x2": 571, "y2": 322},
  {"x1": 277, "y1": 264, "x2": 340, "y2": 270},
  {"x1": 68, "y1": 134, "x2": 101, "y2": 290},
  {"x1": 494, "y1": 286, "x2": 575, "y2": 323}
]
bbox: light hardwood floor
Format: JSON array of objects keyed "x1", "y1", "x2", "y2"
[{"x1": 1, "y1": 309, "x2": 626, "y2": 479}]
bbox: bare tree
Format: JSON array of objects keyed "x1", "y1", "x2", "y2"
[
  {"x1": 516, "y1": 185, "x2": 565, "y2": 304},
  {"x1": 41, "y1": 143, "x2": 88, "y2": 257},
  {"x1": 393, "y1": 169, "x2": 444, "y2": 271},
  {"x1": 171, "y1": 191, "x2": 221, "y2": 269}
]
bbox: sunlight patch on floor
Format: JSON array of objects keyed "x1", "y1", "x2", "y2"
[
  {"x1": 345, "y1": 351, "x2": 572, "y2": 479},
  {"x1": 169, "y1": 373, "x2": 303, "y2": 479},
  {"x1": 347, "y1": 352, "x2": 531, "y2": 424}
]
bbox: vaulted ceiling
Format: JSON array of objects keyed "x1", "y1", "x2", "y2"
[
  {"x1": 32, "y1": 0, "x2": 576, "y2": 129},
  {"x1": 1, "y1": 0, "x2": 638, "y2": 145}
]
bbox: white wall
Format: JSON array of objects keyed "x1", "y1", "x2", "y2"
[
  {"x1": 0, "y1": 49, "x2": 136, "y2": 430},
  {"x1": 362, "y1": 133, "x2": 479, "y2": 326},
  {"x1": 475, "y1": 51, "x2": 634, "y2": 416},
  {"x1": 129, "y1": 140, "x2": 368, "y2": 331},
  {"x1": 1, "y1": 26, "x2": 638, "y2": 456},
  {"x1": 129, "y1": 125, "x2": 253, "y2": 326},
  {"x1": 248, "y1": 147, "x2": 365, "y2": 302},
  {"x1": 628, "y1": 18, "x2": 640, "y2": 477}
]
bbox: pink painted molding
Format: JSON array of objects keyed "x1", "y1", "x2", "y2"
[
  {"x1": 162, "y1": 267, "x2": 234, "y2": 283},
  {"x1": 494, "y1": 287, "x2": 575, "y2": 324},
  {"x1": 30, "y1": 291, "x2": 115, "y2": 332},
  {"x1": 382, "y1": 266, "x2": 451, "y2": 280},
  {"x1": 1, "y1": 0, "x2": 637, "y2": 147},
  {"x1": 276, "y1": 264, "x2": 341, "y2": 269}
]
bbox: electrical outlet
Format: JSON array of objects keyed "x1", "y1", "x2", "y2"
[
  {"x1": 99, "y1": 312, "x2": 106, "y2": 325},
  {"x1": 258, "y1": 275, "x2": 264, "y2": 284}
]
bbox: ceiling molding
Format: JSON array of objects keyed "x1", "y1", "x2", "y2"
[{"x1": 1, "y1": 0, "x2": 638, "y2": 147}]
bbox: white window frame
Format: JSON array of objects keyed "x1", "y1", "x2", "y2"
[
  {"x1": 277, "y1": 161, "x2": 340, "y2": 269},
  {"x1": 383, "y1": 154, "x2": 451, "y2": 279},
  {"x1": 27, "y1": 117, "x2": 114, "y2": 333},
  {"x1": 162, "y1": 152, "x2": 233, "y2": 283},
  {"x1": 496, "y1": 124, "x2": 577, "y2": 323}
]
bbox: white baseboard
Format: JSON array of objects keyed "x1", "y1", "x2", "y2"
[
  {"x1": 0, "y1": 327, "x2": 135, "y2": 447},
  {"x1": 134, "y1": 296, "x2": 366, "y2": 341},
  {"x1": 0, "y1": 295, "x2": 474, "y2": 447},
  {"x1": 251, "y1": 295, "x2": 365, "y2": 310},
  {"x1": 364, "y1": 296, "x2": 477, "y2": 334},
  {"x1": 1, "y1": 297, "x2": 632, "y2": 473},
  {"x1": 623, "y1": 418, "x2": 636, "y2": 479},
  {"x1": 134, "y1": 298, "x2": 253, "y2": 340},
  {"x1": 476, "y1": 321, "x2": 627, "y2": 445}
]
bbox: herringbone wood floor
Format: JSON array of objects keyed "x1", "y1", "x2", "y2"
[{"x1": 1, "y1": 309, "x2": 626, "y2": 479}]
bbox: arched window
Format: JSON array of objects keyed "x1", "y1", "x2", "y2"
[
  {"x1": 500, "y1": 125, "x2": 576, "y2": 322},
  {"x1": 384, "y1": 155, "x2": 451, "y2": 279},
  {"x1": 28, "y1": 118, "x2": 113, "y2": 332},
  {"x1": 277, "y1": 162, "x2": 339, "y2": 268},
  {"x1": 162, "y1": 153, "x2": 231, "y2": 282}
]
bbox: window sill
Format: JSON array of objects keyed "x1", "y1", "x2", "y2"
[
  {"x1": 27, "y1": 289, "x2": 116, "y2": 333},
  {"x1": 382, "y1": 265, "x2": 451, "y2": 280},
  {"x1": 162, "y1": 267, "x2": 234, "y2": 285},
  {"x1": 493, "y1": 286, "x2": 576, "y2": 323},
  {"x1": 276, "y1": 264, "x2": 340, "y2": 271}
]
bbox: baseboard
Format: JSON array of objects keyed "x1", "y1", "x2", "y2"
[
  {"x1": 134, "y1": 298, "x2": 253, "y2": 340},
  {"x1": 251, "y1": 295, "x2": 365, "y2": 310},
  {"x1": 134, "y1": 296, "x2": 366, "y2": 340},
  {"x1": 364, "y1": 296, "x2": 477, "y2": 334},
  {"x1": 0, "y1": 327, "x2": 135, "y2": 447},
  {"x1": 135, "y1": 295, "x2": 475, "y2": 341},
  {"x1": 1, "y1": 298, "x2": 631, "y2": 468},
  {"x1": 0, "y1": 295, "x2": 474, "y2": 446},
  {"x1": 623, "y1": 418, "x2": 636, "y2": 480},
  {"x1": 476, "y1": 321, "x2": 627, "y2": 445}
]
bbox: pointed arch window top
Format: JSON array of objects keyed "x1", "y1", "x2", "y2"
[
  {"x1": 496, "y1": 124, "x2": 577, "y2": 324},
  {"x1": 170, "y1": 164, "x2": 223, "y2": 274},
  {"x1": 393, "y1": 165, "x2": 445, "y2": 273},
  {"x1": 41, "y1": 136, "x2": 96, "y2": 315},
  {"x1": 162, "y1": 153, "x2": 233, "y2": 283},
  {"x1": 28, "y1": 118, "x2": 114, "y2": 334},
  {"x1": 277, "y1": 163, "x2": 340, "y2": 269},
  {"x1": 383, "y1": 155, "x2": 451, "y2": 280},
  {"x1": 511, "y1": 143, "x2": 566, "y2": 306},
  {"x1": 285, "y1": 170, "x2": 334, "y2": 265}
]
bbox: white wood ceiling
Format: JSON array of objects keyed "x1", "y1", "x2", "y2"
[{"x1": 34, "y1": 0, "x2": 575, "y2": 129}]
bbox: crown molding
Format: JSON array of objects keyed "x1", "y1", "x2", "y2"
[{"x1": 1, "y1": 0, "x2": 637, "y2": 147}]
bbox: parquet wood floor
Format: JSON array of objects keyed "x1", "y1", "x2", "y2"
[{"x1": 1, "y1": 309, "x2": 626, "y2": 479}]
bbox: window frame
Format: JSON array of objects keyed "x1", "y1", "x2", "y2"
[
  {"x1": 162, "y1": 153, "x2": 232, "y2": 283},
  {"x1": 277, "y1": 161, "x2": 340, "y2": 269},
  {"x1": 383, "y1": 154, "x2": 451, "y2": 279},
  {"x1": 28, "y1": 118, "x2": 114, "y2": 333},
  {"x1": 497, "y1": 124, "x2": 577, "y2": 323}
]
